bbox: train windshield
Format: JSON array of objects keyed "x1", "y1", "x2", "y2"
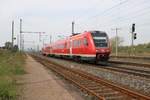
[{"x1": 91, "y1": 31, "x2": 108, "y2": 47}]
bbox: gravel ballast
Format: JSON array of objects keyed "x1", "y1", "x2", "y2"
[{"x1": 44, "y1": 56, "x2": 150, "y2": 96}]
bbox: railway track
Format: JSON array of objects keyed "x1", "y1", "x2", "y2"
[
  {"x1": 109, "y1": 60, "x2": 150, "y2": 68},
  {"x1": 110, "y1": 55, "x2": 150, "y2": 60},
  {"x1": 102, "y1": 65, "x2": 150, "y2": 78},
  {"x1": 65, "y1": 58, "x2": 150, "y2": 78},
  {"x1": 37, "y1": 54, "x2": 150, "y2": 78},
  {"x1": 31, "y1": 54, "x2": 150, "y2": 100},
  {"x1": 110, "y1": 55, "x2": 150, "y2": 68},
  {"x1": 106, "y1": 60, "x2": 150, "y2": 78}
]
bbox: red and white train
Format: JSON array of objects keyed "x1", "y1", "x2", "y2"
[{"x1": 42, "y1": 31, "x2": 111, "y2": 64}]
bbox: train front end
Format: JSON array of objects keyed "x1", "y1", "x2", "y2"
[{"x1": 90, "y1": 31, "x2": 111, "y2": 63}]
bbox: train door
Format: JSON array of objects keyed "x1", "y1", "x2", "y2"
[
  {"x1": 49, "y1": 47, "x2": 52, "y2": 54},
  {"x1": 83, "y1": 36, "x2": 89, "y2": 54},
  {"x1": 70, "y1": 40, "x2": 72, "y2": 56}
]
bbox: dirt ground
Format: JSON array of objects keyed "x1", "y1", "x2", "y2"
[{"x1": 17, "y1": 55, "x2": 84, "y2": 100}]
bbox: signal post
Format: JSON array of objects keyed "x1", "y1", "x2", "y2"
[{"x1": 131, "y1": 23, "x2": 137, "y2": 55}]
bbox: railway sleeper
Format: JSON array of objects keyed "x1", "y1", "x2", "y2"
[
  {"x1": 104, "y1": 95, "x2": 129, "y2": 100},
  {"x1": 65, "y1": 75, "x2": 91, "y2": 84},
  {"x1": 80, "y1": 82, "x2": 94, "y2": 86},
  {"x1": 100, "y1": 92, "x2": 121, "y2": 97},
  {"x1": 87, "y1": 86, "x2": 102, "y2": 90},
  {"x1": 77, "y1": 79, "x2": 94, "y2": 83},
  {"x1": 95, "y1": 89, "x2": 115, "y2": 94},
  {"x1": 38, "y1": 61, "x2": 121, "y2": 97},
  {"x1": 66, "y1": 74, "x2": 85, "y2": 81}
]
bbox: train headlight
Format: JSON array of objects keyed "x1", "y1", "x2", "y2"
[
  {"x1": 101, "y1": 49, "x2": 105, "y2": 52},
  {"x1": 106, "y1": 49, "x2": 110, "y2": 52}
]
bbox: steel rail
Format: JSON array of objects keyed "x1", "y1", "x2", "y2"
[
  {"x1": 34, "y1": 56, "x2": 105, "y2": 100},
  {"x1": 102, "y1": 65, "x2": 150, "y2": 78},
  {"x1": 31, "y1": 54, "x2": 150, "y2": 100},
  {"x1": 109, "y1": 60, "x2": 150, "y2": 68},
  {"x1": 110, "y1": 55, "x2": 150, "y2": 60}
]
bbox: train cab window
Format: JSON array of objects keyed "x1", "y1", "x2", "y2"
[
  {"x1": 91, "y1": 31, "x2": 108, "y2": 48},
  {"x1": 84, "y1": 37, "x2": 88, "y2": 46}
]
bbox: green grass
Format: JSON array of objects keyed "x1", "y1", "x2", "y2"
[
  {"x1": 0, "y1": 77, "x2": 16, "y2": 100},
  {"x1": 0, "y1": 50, "x2": 26, "y2": 100},
  {"x1": 111, "y1": 43, "x2": 150, "y2": 56}
]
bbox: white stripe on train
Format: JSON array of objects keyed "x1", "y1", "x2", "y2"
[{"x1": 48, "y1": 53, "x2": 96, "y2": 57}]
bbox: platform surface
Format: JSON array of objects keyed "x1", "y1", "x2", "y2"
[{"x1": 17, "y1": 55, "x2": 83, "y2": 100}]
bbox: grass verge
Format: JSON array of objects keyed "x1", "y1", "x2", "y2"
[{"x1": 0, "y1": 50, "x2": 26, "y2": 100}]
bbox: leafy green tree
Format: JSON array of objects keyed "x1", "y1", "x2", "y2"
[{"x1": 5, "y1": 42, "x2": 12, "y2": 50}]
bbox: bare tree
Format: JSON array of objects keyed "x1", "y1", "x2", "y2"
[
  {"x1": 110, "y1": 36, "x2": 124, "y2": 46},
  {"x1": 110, "y1": 36, "x2": 124, "y2": 53}
]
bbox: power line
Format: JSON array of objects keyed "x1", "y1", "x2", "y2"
[
  {"x1": 76, "y1": 1, "x2": 150, "y2": 32},
  {"x1": 61, "y1": 0, "x2": 150, "y2": 43},
  {"x1": 106, "y1": 9, "x2": 150, "y2": 28},
  {"x1": 93, "y1": 9, "x2": 150, "y2": 29},
  {"x1": 70, "y1": 0, "x2": 130, "y2": 32},
  {"x1": 61, "y1": 0, "x2": 103, "y2": 33},
  {"x1": 110, "y1": 4, "x2": 150, "y2": 23},
  {"x1": 62, "y1": 0, "x2": 129, "y2": 33},
  {"x1": 95, "y1": 0, "x2": 150, "y2": 19},
  {"x1": 19, "y1": 19, "x2": 46, "y2": 51},
  {"x1": 79, "y1": 0, "x2": 129, "y2": 22}
]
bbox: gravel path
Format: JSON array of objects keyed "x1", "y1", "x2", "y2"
[{"x1": 17, "y1": 55, "x2": 84, "y2": 100}]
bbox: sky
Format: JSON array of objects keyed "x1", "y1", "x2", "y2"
[{"x1": 0, "y1": 0, "x2": 150, "y2": 50}]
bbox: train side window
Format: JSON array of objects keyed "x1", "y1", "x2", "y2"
[
  {"x1": 73, "y1": 40, "x2": 78, "y2": 48},
  {"x1": 84, "y1": 37, "x2": 88, "y2": 46},
  {"x1": 78, "y1": 40, "x2": 81, "y2": 47},
  {"x1": 73, "y1": 40, "x2": 76, "y2": 47},
  {"x1": 78, "y1": 40, "x2": 80, "y2": 47}
]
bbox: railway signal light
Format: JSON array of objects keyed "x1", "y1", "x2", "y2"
[
  {"x1": 134, "y1": 33, "x2": 137, "y2": 39},
  {"x1": 132, "y1": 23, "x2": 135, "y2": 33},
  {"x1": 13, "y1": 37, "x2": 16, "y2": 40}
]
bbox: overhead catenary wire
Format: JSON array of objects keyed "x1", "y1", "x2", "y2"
[
  {"x1": 93, "y1": 0, "x2": 150, "y2": 21},
  {"x1": 63, "y1": 0, "x2": 150, "y2": 33},
  {"x1": 62, "y1": 0, "x2": 130, "y2": 33},
  {"x1": 73, "y1": 1, "x2": 150, "y2": 33},
  {"x1": 78, "y1": 2, "x2": 149, "y2": 28},
  {"x1": 67, "y1": 2, "x2": 145, "y2": 32},
  {"x1": 57, "y1": 0, "x2": 150, "y2": 46}
]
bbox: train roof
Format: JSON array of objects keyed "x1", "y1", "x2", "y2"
[
  {"x1": 43, "y1": 30, "x2": 108, "y2": 48},
  {"x1": 89, "y1": 30, "x2": 106, "y2": 34},
  {"x1": 89, "y1": 31, "x2": 107, "y2": 37}
]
